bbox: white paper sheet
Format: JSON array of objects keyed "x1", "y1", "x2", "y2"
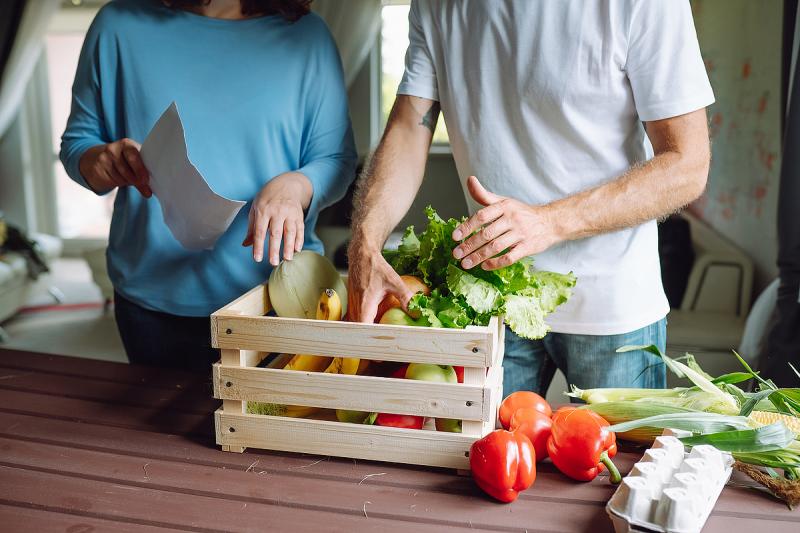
[{"x1": 140, "y1": 102, "x2": 246, "y2": 250}]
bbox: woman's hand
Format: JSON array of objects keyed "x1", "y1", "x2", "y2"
[
  {"x1": 78, "y1": 139, "x2": 152, "y2": 197},
  {"x1": 242, "y1": 172, "x2": 312, "y2": 265},
  {"x1": 452, "y1": 176, "x2": 561, "y2": 270}
]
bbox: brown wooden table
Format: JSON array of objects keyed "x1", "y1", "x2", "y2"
[{"x1": 0, "y1": 348, "x2": 797, "y2": 532}]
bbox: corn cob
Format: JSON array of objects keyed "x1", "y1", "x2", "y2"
[{"x1": 750, "y1": 410, "x2": 800, "y2": 437}]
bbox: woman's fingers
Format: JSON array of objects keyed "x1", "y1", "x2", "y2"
[
  {"x1": 267, "y1": 215, "x2": 286, "y2": 266},
  {"x1": 251, "y1": 214, "x2": 269, "y2": 263},
  {"x1": 295, "y1": 221, "x2": 304, "y2": 252},
  {"x1": 283, "y1": 220, "x2": 296, "y2": 261},
  {"x1": 122, "y1": 145, "x2": 152, "y2": 197}
]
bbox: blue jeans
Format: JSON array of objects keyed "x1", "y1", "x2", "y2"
[
  {"x1": 114, "y1": 291, "x2": 219, "y2": 372},
  {"x1": 503, "y1": 319, "x2": 667, "y2": 396}
]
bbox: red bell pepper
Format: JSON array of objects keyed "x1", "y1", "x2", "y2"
[
  {"x1": 509, "y1": 407, "x2": 552, "y2": 462},
  {"x1": 454, "y1": 366, "x2": 464, "y2": 383},
  {"x1": 547, "y1": 407, "x2": 620, "y2": 484},
  {"x1": 374, "y1": 412, "x2": 424, "y2": 429},
  {"x1": 499, "y1": 391, "x2": 551, "y2": 429},
  {"x1": 470, "y1": 429, "x2": 536, "y2": 502}
]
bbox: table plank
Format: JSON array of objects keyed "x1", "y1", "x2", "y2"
[
  {"x1": 0, "y1": 466, "x2": 480, "y2": 533},
  {"x1": 0, "y1": 503, "x2": 186, "y2": 532}
]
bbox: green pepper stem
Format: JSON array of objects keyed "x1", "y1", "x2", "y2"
[{"x1": 600, "y1": 451, "x2": 621, "y2": 485}]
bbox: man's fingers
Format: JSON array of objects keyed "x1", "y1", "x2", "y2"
[
  {"x1": 461, "y1": 232, "x2": 520, "y2": 270},
  {"x1": 267, "y1": 216, "x2": 286, "y2": 266},
  {"x1": 453, "y1": 218, "x2": 509, "y2": 261},
  {"x1": 466, "y1": 175, "x2": 503, "y2": 207},
  {"x1": 482, "y1": 245, "x2": 526, "y2": 271},
  {"x1": 252, "y1": 216, "x2": 268, "y2": 262},
  {"x1": 452, "y1": 203, "x2": 502, "y2": 242}
]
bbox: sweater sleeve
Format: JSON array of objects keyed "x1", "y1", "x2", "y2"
[
  {"x1": 59, "y1": 9, "x2": 115, "y2": 195},
  {"x1": 296, "y1": 17, "x2": 358, "y2": 218}
]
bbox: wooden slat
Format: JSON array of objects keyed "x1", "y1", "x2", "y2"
[
  {"x1": 211, "y1": 314, "x2": 494, "y2": 366},
  {"x1": 215, "y1": 284, "x2": 269, "y2": 316},
  {"x1": 213, "y1": 364, "x2": 486, "y2": 420},
  {"x1": 0, "y1": 466, "x2": 465, "y2": 533},
  {"x1": 0, "y1": 349, "x2": 201, "y2": 390},
  {"x1": 0, "y1": 503, "x2": 185, "y2": 532},
  {"x1": 0, "y1": 388, "x2": 213, "y2": 437},
  {"x1": 0, "y1": 368, "x2": 216, "y2": 415},
  {"x1": 216, "y1": 410, "x2": 475, "y2": 469}
]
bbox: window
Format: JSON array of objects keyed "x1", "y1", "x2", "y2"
[
  {"x1": 380, "y1": 2, "x2": 449, "y2": 145},
  {"x1": 45, "y1": 11, "x2": 115, "y2": 239}
]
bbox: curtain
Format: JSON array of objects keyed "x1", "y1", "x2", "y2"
[
  {"x1": 0, "y1": 0, "x2": 59, "y2": 139},
  {"x1": 313, "y1": 0, "x2": 383, "y2": 87},
  {"x1": 763, "y1": 4, "x2": 800, "y2": 386}
]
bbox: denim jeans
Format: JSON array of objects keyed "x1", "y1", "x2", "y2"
[
  {"x1": 502, "y1": 319, "x2": 667, "y2": 396},
  {"x1": 114, "y1": 291, "x2": 219, "y2": 372}
]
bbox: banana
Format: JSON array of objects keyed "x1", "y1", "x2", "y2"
[
  {"x1": 317, "y1": 288, "x2": 343, "y2": 321},
  {"x1": 284, "y1": 353, "x2": 332, "y2": 372},
  {"x1": 317, "y1": 288, "x2": 364, "y2": 376}
]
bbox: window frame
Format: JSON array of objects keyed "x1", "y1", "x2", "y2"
[{"x1": 377, "y1": 0, "x2": 451, "y2": 153}]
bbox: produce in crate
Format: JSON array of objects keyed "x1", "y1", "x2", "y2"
[
  {"x1": 376, "y1": 275, "x2": 430, "y2": 321},
  {"x1": 267, "y1": 250, "x2": 347, "y2": 319},
  {"x1": 248, "y1": 288, "x2": 365, "y2": 418},
  {"x1": 383, "y1": 207, "x2": 576, "y2": 339}
]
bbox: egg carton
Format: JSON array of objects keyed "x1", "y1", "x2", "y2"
[{"x1": 606, "y1": 429, "x2": 733, "y2": 533}]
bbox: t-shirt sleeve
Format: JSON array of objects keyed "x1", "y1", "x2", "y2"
[
  {"x1": 625, "y1": 0, "x2": 715, "y2": 122},
  {"x1": 397, "y1": 0, "x2": 439, "y2": 101}
]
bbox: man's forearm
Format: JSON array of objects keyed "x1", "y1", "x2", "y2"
[
  {"x1": 351, "y1": 96, "x2": 439, "y2": 252},
  {"x1": 545, "y1": 110, "x2": 711, "y2": 242}
]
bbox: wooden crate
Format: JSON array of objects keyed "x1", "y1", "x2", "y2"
[{"x1": 210, "y1": 284, "x2": 505, "y2": 470}]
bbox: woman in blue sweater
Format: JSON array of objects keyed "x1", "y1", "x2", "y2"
[{"x1": 61, "y1": 0, "x2": 357, "y2": 371}]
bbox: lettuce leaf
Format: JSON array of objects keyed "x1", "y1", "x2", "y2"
[{"x1": 383, "y1": 206, "x2": 576, "y2": 339}]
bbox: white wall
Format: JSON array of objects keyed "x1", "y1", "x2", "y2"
[{"x1": 689, "y1": 0, "x2": 783, "y2": 293}]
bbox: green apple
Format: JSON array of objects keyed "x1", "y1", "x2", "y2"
[
  {"x1": 435, "y1": 418, "x2": 462, "y2": 433},
  {"x1": 335, "y1": 409, "x2": 369, "y2": 423},
  {"x1": 405, "y1": 363, "x2": 457, "y2": 383},
  {"x1": 405, "y1": 363, "x2": 461, "y2": 432},
  {"x1": 378, "y1": 308, "x2": 428, "y2": 327}
]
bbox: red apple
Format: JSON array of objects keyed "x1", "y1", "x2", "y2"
[{"x1": 375, "y1": 275, "x2": 430, "y2": 322}]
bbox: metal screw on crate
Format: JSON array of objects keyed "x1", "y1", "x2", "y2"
[
  {"x1": 472, "y1": 347, "x2": 479, "y2": 353},
  {"x1": 225, "y1": 381, "x2": 232, "y2": 387},
  {"x1": 226, "y1": 328, "x2": 232, "y2": 334},
  {"x1": 229, "y1": 427, "x2": 236, "y2": 433}
]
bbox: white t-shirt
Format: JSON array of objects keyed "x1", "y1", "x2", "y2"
[{"x1": 398, "y1": 0, "x2": 715, "y2": 335}]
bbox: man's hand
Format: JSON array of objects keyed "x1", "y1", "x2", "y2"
[
  {"x1": 347, "y1": 242, "x2": 416, "y2": 323},
  {"x1": 78, "y1": 139, "x2": 152, "y2": 197},
  {"x1": 452, "y1": 176, "x2": 560, "y2": 270},
  {"x1": 242, "y1": 172, "x2": 312, "y2": 265}
]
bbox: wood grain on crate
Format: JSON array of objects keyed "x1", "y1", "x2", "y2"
[
  {"x1": 215, "y1": 410, "x2": 474, "y2": 470},
  {"x1": 212, "y1": 314, "x2": 496, "y2": 368},
  {"x1": 214, "y1": 364, "x2": 488, "y2": 420}
]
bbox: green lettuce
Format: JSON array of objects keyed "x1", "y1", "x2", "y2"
[{"x1": 382, "y1": 207, "x2": 576, "y2": 339}]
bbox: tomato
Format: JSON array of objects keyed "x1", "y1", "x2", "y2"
[
  {"x1": 389, "y1": 364, "x2": 409, "y2": 379},
  {"x1": 375, "y1": 413, "x2": 424, "y2": 429},
  {"x1": 498, "y1": 391, "x2": 552, "y2": 429},
  {"x1": 509, "y1": 407, "x2": 553, "y2": 461},
  {"x1": 454, "y1": 366, "x2": 464, "y2": 383}
]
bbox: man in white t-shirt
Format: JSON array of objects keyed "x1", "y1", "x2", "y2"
[{"x1": 347, "y1": 0, "x2": 714, "y2": 393}]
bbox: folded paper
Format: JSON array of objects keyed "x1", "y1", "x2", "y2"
[{"x1": 140, "y1": 102, "x2": 245, "y2": 250}]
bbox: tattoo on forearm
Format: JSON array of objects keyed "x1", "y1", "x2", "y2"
[{"x1": 419, "y1": 102, "x2": 441, "y2": 133}]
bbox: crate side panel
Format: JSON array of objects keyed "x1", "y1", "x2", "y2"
[
  {"x1": 215, "y1": 316, "x2": 492, "y2": 366},
  {"x1": 214, "y1": 365, "x2": 486, "y2": 420},
  {"x1": 216, "y1": 411, "x2": 473, "y2": 469}
]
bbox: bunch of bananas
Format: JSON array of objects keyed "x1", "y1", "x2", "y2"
[{"x1": 248, "y1": 288, "x2": 370, "y2": 418}]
